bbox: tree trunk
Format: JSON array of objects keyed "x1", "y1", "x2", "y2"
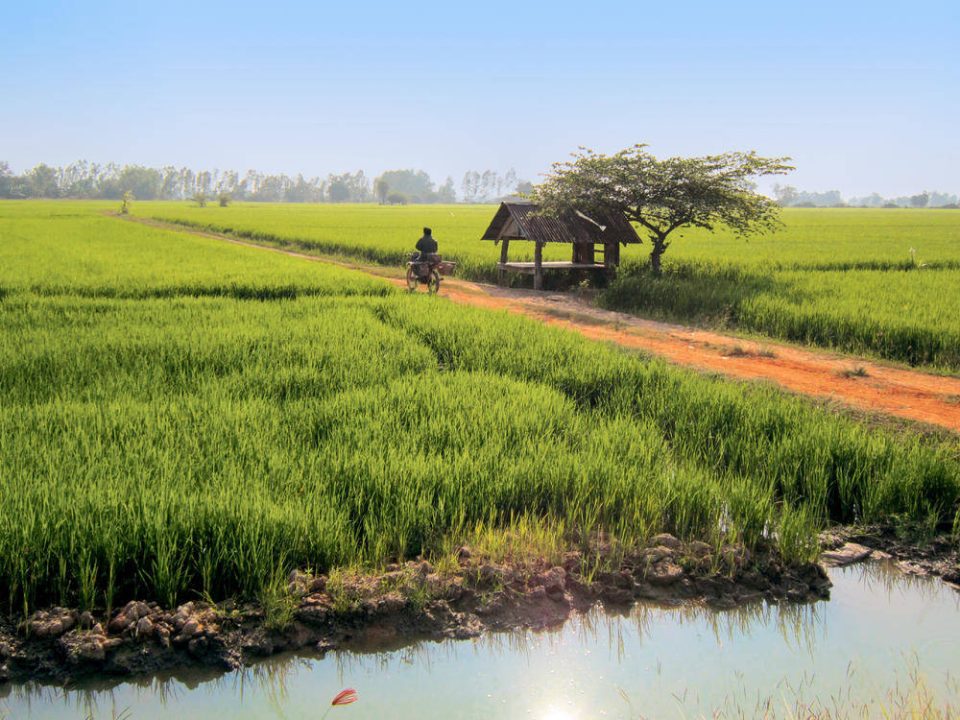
[{"x1": 649, "y1": 236, "x2": 667, "y2": 275}]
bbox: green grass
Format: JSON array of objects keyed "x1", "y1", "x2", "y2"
[
  {"x1": 136, "y1": 200, "x2": 535, "y2": 282},
  {"x1": 0, "y1": 202, "x2": 388, "y2": 299},
  {"x1": 1, "y1": 201, "x2": 958, "y2": 616},
  {"x1": 662, "y1": 207, "x2": 960, "y2": 270},
  {"x1": 601, "y1": 263, "x2": 960, "y2": 369},
  {"x1": 131, "y1": 201, "x2": 960, "y2": 370}
]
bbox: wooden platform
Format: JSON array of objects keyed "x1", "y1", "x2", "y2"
[{"x1": 497, "y1": 261, "x2": 611, "y2": 274}]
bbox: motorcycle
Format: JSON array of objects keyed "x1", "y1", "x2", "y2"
[{"x1": 406, "y1": 253, "x2": 455, "y2": 294}]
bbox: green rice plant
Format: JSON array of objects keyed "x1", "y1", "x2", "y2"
[
  {"x1": 0, "y1": 203, "x2": 390, "y2": 300},
  {"x1": 723, "y1": 476, "x2": 775, "y2": 549},
  {"x1": 77, "y1": 552, "x2": 99, "y2": 613},
  {"x1": 0, "y1": 201, "x2": 957, "y2": 613},
  {"x1": 460, "y1": 515, "x2": 568, "y2": 567},
  {"x1": 129, "y1": 200, "x2": 960, "y2": 370},
  {"x1": 325, "y1": 569, "x2": 364, "y2": 614},
  {"x1": 602, "y1": 261, "x2": 960, "y2": 370},
  {"x1": 259, "y1": 558, "x2": 298, "y2": 631},
  {"x1": 140, "y1": 517, "x2": 191, "y2": 610},
  {"x1": 776, "y1": 504, "x2": 822, "y2": 565}
]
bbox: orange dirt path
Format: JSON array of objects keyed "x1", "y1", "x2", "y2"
[
  {"x1": 124, "y1": 215, "x2": 960, "y2": 435},
  {"x1": 434, "y1": 279, "x2": 960, "y2": 434}
]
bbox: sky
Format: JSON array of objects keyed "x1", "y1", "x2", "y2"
[{"x1": 1, "y1": 0, "x2": 958, "y2": 197}]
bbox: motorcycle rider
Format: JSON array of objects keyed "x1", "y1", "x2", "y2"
[{"x1": 415, "y1": 227, "x2": 439, "y2": 261}]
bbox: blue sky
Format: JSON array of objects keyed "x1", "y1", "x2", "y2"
[{"x1": 2, "y1": 0, "x2": 957, "y2": 196}]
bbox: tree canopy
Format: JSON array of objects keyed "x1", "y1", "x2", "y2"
[
  {"x1": 371, "y1": 169, "x2": 458, "y2": 203},
  {"x1": 531, "y1": 145, "x2": 794, "y2": 273}
]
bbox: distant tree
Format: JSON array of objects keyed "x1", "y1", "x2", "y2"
[
  {"x1": 285, "y1": 174, "x2": 315, "y2": 203},
  {"x1": 192, "y1": 191, "x2": 208, "y2": 207},
  {"x1": 460, "y1": 169, "x2": 517, "y2": 202},
  {"x1": 882, "y1": 202, "x2": 899, "y2": 208},
  {"x1": 177, "y1": 168, "x2": 195, "y2": 199},
  {"x1": 118, "y1": 165, "x2": 162, "y2": 200},
  {"x1": 0, "y1": 161, "x2": 11, "y2": 198},
  {"x1": 494, "y1": 168, "x2": 518, "y2": 198},
  {"x1": 322, "y1": 171, "x2": 368, "y2": 202},
  {"x1": 196, "y1": 170, "x2": 213, "y2": 197},
  {"x1": 217, "y1": 170, "x2": 239, "y2": 199},
  {"x1": 461, "y1": 171, "x2": 481, "y2": 203},
  {"x1": 119, "y1": 190, "x2": 135, "y2": 215},
  {"x1": 345, "y1": 170, "x2": 370, "y2": 202},
  {"x1": 515, "y1": 180, "x2": 534, "y2": 196},
  {"x1": 772, "y1": 184, "x2": 798, "y2": 206},
  {"x1": 532, "y1": 144, "x2": 793, "y2": 274},
  {"x1": 374, "y1": 178, "x2": 389, "y2": 204},
  {"x1": 436, "y1": 177, "x2": 457, "y2": 203},
  {"x1": 479, "y1": 170, "x2": 496, "y2": 201},
  {"x1": 774, "y1": 186, "x2": 843, "y2": 207},
  {"x1": 26, "y1": 164, "x2": 60, "y2": 198},
  {"x1": 848, "y1": 192, "x2": 885, "y2": 208},
  {"x1": 910, "y1": 193, "x2": 929, "y2": 208},
  {"x1": 59, "y1": 160, "x2": 96, "y2": 197},
  {"x1": 376, "y1": 170, "x2": 435, "y2": 202},
  {"x1": 328, "y1": 179, "x2": 351, "y2": 202},
  {"x1": 252, "y1": 175, "x2": 290, "y2": 202},
  {"x1": 239, "y1": 170, "x2": 260, "y2": 199},
  {"x1": 386, "y1": 192, "x2": 408, "y2": 205},
  {"x1": 928, "y1": 191, "x2": 959, "y2": 207},
  {"x1": 218, "y1": 192, "x2": 231, "y2": 207}
]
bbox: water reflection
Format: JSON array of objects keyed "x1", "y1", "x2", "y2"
[{"x1": 2, "y1": 561, "x2": 957, "y2": 719}]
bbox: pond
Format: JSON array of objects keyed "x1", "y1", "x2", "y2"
[{"x1": 3, "y1": 561, "x2": 958, "y2": 719}]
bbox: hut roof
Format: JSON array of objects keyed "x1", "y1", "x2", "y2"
[{"x1": 481, "y1": 202, "x2": 641, "y2": 245}]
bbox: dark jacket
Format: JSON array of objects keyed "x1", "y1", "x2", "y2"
[{"x1": 415, "y1": 234, "x2": 438, "y2": 257}]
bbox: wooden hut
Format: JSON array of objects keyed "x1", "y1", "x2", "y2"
[{"x1": 481, "y1": 202, "x2": 641, "y2": 289}]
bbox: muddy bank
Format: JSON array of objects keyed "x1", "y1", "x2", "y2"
[
  {"x1": 820, "y1": 525, "x2": 960, "y2": 585},
  {"x1": 0, "y1": 534, "x2": 830, "y2": 685}
]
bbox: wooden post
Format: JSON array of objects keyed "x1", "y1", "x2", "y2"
[
  {"x1": 498, "y1": 238, "x2": 510, "y2": 286},
  {"x1": 534, "y1": 241, "x2": 543, "y2": 290},
  {"x1": 573, "y1": 243, "x2": 595, "y2": 265},
  {"x1": 604, "y1": 242, "x2": 620, "y2": 281},
  {"x1": 604, "y1": 242, "x2": 620, "y2": 267}
]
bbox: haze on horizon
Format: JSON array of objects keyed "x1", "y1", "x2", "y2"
[{"x1": 2, "y1": 0, "x2": 957, "y2": 198}]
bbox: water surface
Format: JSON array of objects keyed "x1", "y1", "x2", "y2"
[{"x1": 3, "y1": 562, "x2": 958, "y2": 719}]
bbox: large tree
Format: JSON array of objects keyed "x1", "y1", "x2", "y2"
[{"x1": 531, "y1": 145, "x2": 794, "y2": 274}]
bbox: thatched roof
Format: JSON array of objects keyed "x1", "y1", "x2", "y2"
[{"x1": 481, "y1": 202, "x2": 641, "y2": 245}]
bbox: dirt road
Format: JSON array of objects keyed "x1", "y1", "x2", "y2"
[{"x1": 126, "y1": 215, "x2": 960, "y2": 434}]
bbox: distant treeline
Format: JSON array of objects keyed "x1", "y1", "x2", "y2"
[
  {"x1": 0, "y1": 161, "x2": 530, "y2": 204},
  {"x1": 773, "y1": 184, "x2": 959, "y2": 209}
]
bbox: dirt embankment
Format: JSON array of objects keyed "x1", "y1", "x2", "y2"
[
  {"x1": 119, "y1": 215, "x2": 960, "y2": 435},
  {"x1": 0, "y1": 535, "x2": 830, "y2": 685},
  {"x1": 820, "y1": 526, "x2": 960, "y2": 582}
]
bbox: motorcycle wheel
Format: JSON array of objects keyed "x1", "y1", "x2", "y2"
[
  {"x1": 406, "y1": 266, "x2": 419, "y2": 292},
  {"x1": 427, "y1": 270, "x2": 441, "y2": 295}
]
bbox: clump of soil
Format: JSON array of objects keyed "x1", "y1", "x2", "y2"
[
  {"x1": 820, "y1": 525, "x2": 960, "y2": 585},
  {"x1": 0, "y1": 535, "x2": 830, "y2": 685}
]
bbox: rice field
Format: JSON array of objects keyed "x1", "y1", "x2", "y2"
[
  {"x1": 601, "y1": 263, "x2": 960, "y2": 369},
  {"x1": 136, "y1": 201, "x2": 960, "y2": 370},
  {"x1": 1, "y1": 201, "x2": 959, "y2": 615},
  {"x1": 0, "y1": 203, "x2": 386, "y2": 300}
]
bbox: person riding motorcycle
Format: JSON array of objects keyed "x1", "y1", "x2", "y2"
[
  {"x1": 406, "y1": 226, "x2": 454, "y2": 292},
  {"x1": 415, "y1": 227, "x2": 439, "y2": 262}
]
